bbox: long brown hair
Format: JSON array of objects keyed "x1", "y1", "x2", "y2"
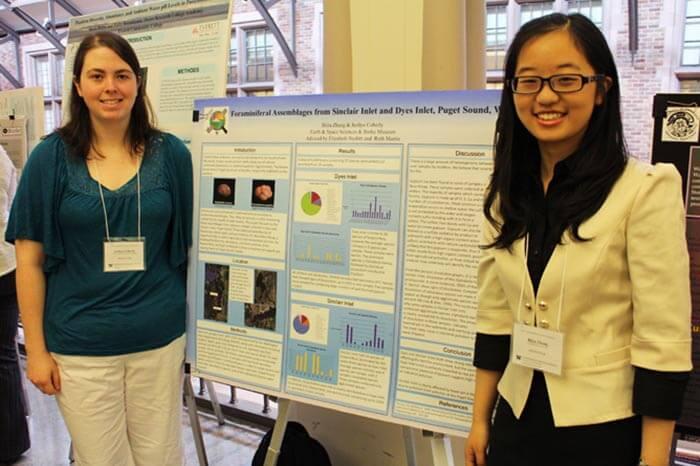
[{"x1": 58, "y1": 31, "x2": 158, "y2": 159}]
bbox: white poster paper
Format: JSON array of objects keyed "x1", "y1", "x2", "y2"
[{"x1": 189, "y1": 90, "x2": 500, "y2": 436}]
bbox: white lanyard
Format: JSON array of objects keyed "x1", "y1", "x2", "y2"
[{"x1": 92, "y1": 157, "x2": 142, "y2": 240}]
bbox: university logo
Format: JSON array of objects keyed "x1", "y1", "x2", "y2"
[{"x1": 663, "y1": 107, "x2": 699, "y2": 142}]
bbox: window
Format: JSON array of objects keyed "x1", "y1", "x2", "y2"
[
  {"x1": 520, "y1": 2, "x2": 554, "y2": 26},
  {"x1": 568, "y1": 0, "x2": 603, "y2": 28},
  {"x1": 484, "y1": 1, "x2": 612, "y2": 86},
  {"x1": 682, "y1": 0, "x2": 700, "y2": 65},
  {"x1": 228, "y1": 29, "x2": 239, "y2": 84},
  {"x1": 227, "y1": 26, "x2": 274, "y2": 97},
  {"x1": 245, "y1": 89, "x2": 275, "y2": 96},
  {"x1": 26, "y1": 49, "x2": 64, "y2": 132},
  {"x1": 486, "y1": 4, "x2": 508, "y2": 72},
  {"x1": 246, "y1": 28, "x2": 274, "y2": 82}
]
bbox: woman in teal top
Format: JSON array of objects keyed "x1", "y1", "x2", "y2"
[{"x1": 6, "y1": 31, "x2": 192, "y2": 465}]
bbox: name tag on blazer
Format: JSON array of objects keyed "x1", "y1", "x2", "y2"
[{"x1": 511, "y1": 323, "x2": 564, "y2": 375}]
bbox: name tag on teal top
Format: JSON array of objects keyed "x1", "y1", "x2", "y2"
[{"x1": 104, "y1": 237, "x2": 146, "y2": 272}]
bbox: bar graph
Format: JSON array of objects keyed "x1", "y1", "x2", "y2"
[
  {"x1": 351, "y1": 196, "x2": 392, "y2": 221},
  {"x1": 295, "y1": 243, "x2": 344, "y2": 265},
  {"x1": 343, "y1": 322, "x2": 385, "y2": 352},
  {"x1": 293, "y1": 351, "x2": 334, "y2": 379}
]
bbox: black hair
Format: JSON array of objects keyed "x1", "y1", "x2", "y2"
[
  {"x1": 58, "y1": 31, "x2": 158, "y2": 159},
  {"x1": 484, "y1": 13, "x2": 627, "y2": 249}
]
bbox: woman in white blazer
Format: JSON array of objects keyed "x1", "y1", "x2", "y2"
[{"x1": 464, "y1": 13, "x2": 692, "y2": 466}]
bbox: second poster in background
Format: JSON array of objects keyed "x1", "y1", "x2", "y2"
[
  {"x1": 189, "y1": 90, "x2": 499, "y2": 436},
  {"x1": 64, "y1": 0, "x2": 232, "y2": 142}
]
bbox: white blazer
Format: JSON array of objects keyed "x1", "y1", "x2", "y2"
[{"x1": 477, "y1": 158, "x2": 692, "y2": 427}]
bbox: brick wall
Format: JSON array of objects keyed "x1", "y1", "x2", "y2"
[
  {"x1": 614, "y1": 0, "x2": 667, "y2": 161},
  {"x1": 271, "y1": 0, "x2": 322, "y2": 95},
  {"x1": 0, "y1": 40, "x2": 19, "y2": 90},
  {"x1": 0, "y1": 29, "x2": 67, "y2": 92}
]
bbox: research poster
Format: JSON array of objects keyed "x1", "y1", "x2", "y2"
[
  {"x1": 189, "y1": 90, "x2": 499, "y2": 435},
  {"x1": 64, "y1": 0, "x2": 231, "y2": 142},
  {"x1": 680, "y1": 146, "x2": 700, "y2": 429},
  {"x1": 0, "y1": 87, "x2": 45, "y2": 161}
]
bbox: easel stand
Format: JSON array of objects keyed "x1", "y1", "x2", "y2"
[
  {"x1": 403, "y1": 428, "x2": 455, "y2": 466},
  {"x1": 261, "y1": 399, "x2": 455, "y2": 466},
  {"x1": 183, "y1": 372, "x2": 209, "y2": 466},
  {"x1": 426, "y1": 431, "x2": 455, "y2": 466},
  {"x1": 263, "y1": 398, "x2": 292, "y2": 466}
]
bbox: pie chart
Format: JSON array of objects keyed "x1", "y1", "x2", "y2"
[
  {"x1": 293, "y1": 314, "x2": 310, "y2": 334},
  {"x1": 301, "y1": 191, "x2": 322, "y2": 215}
]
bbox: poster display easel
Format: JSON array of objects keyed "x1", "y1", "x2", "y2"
[{"x1": 188, "y1": 90, "x2": 500, "y2": 453}]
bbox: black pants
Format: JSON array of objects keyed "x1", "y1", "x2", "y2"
[
  {"x1": 488, "y1": 372, "x2": 641, "y2": 466},
  {"x1": 0, "y1": 271, "x2": 30, "y2": 462}
]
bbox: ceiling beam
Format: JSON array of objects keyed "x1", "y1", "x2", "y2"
[
  {"x1": 0, "y1": 18, "x2": 19, "y2": 40},
  {"x1": 54, "y1": 0, "x2": 82, "y2": 17},
  {"x1": 0, "y1": 63, "x2": 22, "y2": 88},
  {"x1": 249, "y1": 0, "x2": 298, "y2": 77},
  {"x1": 0, "y1": 0, "x2": 65, "y2": 53}
]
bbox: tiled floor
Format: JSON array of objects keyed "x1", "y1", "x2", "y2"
[{"x1": 12, "y1": 370, "x2": 266, "y2": 466}]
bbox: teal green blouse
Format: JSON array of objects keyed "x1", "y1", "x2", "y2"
[{"x1": 6, "y1": 132, "x2": 193, "y2": 356}]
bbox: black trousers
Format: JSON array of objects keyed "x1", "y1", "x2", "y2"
[
  {"x1": 488, "y1": 371, "x2": 641, "y2": 466},
  {"x1": 0, "y1": 271, "x2": 30, "y2": 462}
]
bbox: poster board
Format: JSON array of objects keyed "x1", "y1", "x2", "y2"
[
  {"x1": 651, "y1": 93, "x2": 700, "y2": 432},
  {"x1": 0, "y1": 87, "x2": 45, "y2": 164},
  {"x1": 0, "y1": 116, "x2": 28, "y2": 170},
  {"x1": 188, "y1": 90, "x2": 500, "y2": 436},
  {"x1": 64, "y1": 0, "x2": 232, "y2": 143}
]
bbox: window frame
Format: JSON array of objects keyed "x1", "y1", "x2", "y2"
[
  {"x1": 566, "y1": 0, "x2": 605, "y2": 29},
  {"x1": 227, "y1": 22, "x2": 274, "y2": 97},
  {"x1": 23, "y1": 42, "x2": 65, "y2": 132},
  {"x1": 485, "y1": 0, "x2": 610, "y2": 85},
  {"x1": 486, "y1": 2, "x2": 509, "y2": 75},
  {"x1": 681, "y1": 0, "x2": 700, "y2": 67},
  {"x1": 519, "y1": 1, "x2": 555, "y2": 27},
  {"x1": 675, "y1": 0, "x2": 700, "y2": 89}
]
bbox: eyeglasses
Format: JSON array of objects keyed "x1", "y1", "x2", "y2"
[{"x1": 508, "y1": 74, "x2": 606, "y2": 94}]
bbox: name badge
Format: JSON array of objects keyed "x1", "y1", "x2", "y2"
[
  {"x1": 103, "y1": 237, "x2": 146, "y2": 272},
  {"x1": 511, "y1": 323, "x2": 564, "y2": 375}
]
